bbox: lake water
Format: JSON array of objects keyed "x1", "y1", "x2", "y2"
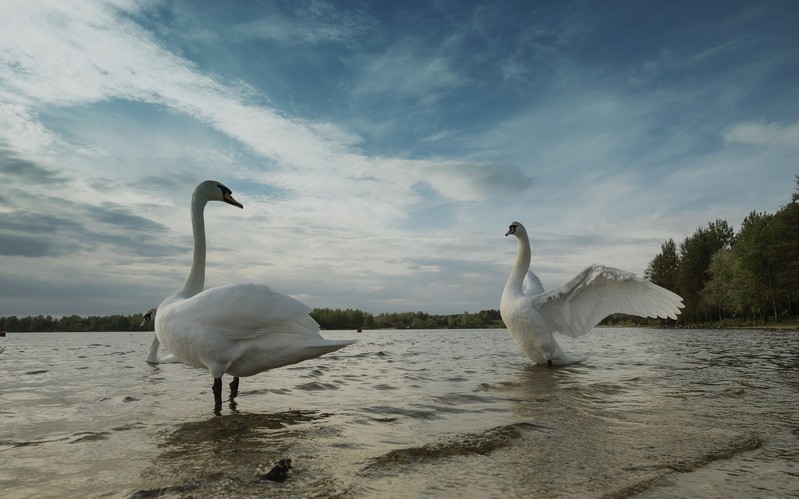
[{"x1": 0, "y1": 328, "x2": 797, "y2": 498}]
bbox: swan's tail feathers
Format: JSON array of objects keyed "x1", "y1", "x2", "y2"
[
  {"x1": 227, "y1": 336, "x2": 356, "y2": 376},
  {"x1": 306, "y1": 339, "x2": 356, "y2": 356},
  {"x1": 326, "y1": 338, "x2": 357, "y2": 348}
]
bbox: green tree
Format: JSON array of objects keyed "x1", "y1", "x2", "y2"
[
  {"x1": 772, "y1": 184, "x2": 799, "y2": 314},
  {"x1": 645, "y1": 238, "x2": 679, "y2": 292},
  {"x1": 702, "y1": 248, "x2": 740, "y2": 323},
  {"x1": 733, "y1": 211, "x2": 780, "y2": 322},
  {"x1": 676, "y1": 219, "x2": 734, "y2": 321}
]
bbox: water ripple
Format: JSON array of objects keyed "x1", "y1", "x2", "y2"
[{"x1": 364, "y1": 422, "x2": 543, "y2": 470}]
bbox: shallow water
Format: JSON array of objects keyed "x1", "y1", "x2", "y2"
[{"x1": 0, "y1": 328, "x2": 797, "y2": 498}]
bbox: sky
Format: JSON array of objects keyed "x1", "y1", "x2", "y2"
[{"x1": 0, "y1": 0, "x2": 797, "y2": 317}]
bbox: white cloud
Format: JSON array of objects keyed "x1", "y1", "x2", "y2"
[
  {"x1": 0, "y1": 103, "x2": 61, "y2": 154},
  {"x1": 722, "y1": 121, "x2": 799, "y2": 147},
  {"x1": 0, "y1": 0, "x2": 500, "y2": 214}
]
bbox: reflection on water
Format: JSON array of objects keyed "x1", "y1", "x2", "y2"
[{"x1": 0, "y1": 328, "x2": 797, "y2": 498}]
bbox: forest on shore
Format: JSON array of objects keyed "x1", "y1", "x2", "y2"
[
  {"x1": 1, "y1": 176, "x2": 796, "y2": 332},
  {"x1": 643, "y1": 175, "x2": 798, "y2": 326}
]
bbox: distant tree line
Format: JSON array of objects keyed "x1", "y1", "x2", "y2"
[
  {"x1": 0, "y1": 309, "x2": 505, "y2": 332},
  {"x1": 644, "y1": 174, "x2": 799, "y2": 325},
  {"x1": 0, "y1": 314, "x2": 147, "y2": 333},
  {"x1": 310, "y1": 308, "x2": 505, "y2": 330}
]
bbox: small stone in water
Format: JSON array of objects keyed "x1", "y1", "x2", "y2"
[{"x1": 258, "y1": 458, "x2": 292, "y2": 482}]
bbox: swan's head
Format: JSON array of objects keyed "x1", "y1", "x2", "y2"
[
  {"x1": 140, "y1": 308, "x2": 157, "y2": 327},
  {"x1": 505, "y1": 221, "x2": 526, "y2": 237},
  {"x1": 195, "y1": 180, "x2": 244, "y2": 209}
]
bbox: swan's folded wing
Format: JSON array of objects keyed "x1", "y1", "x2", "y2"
[
  {"x1": 536, "y1": 264, "x2": 684, "y2": 337},
  {"x1": 523, "y1": 270, "x2": 545, "y2": 296},
  {"x1": 175, "y1": 283, "x2": 322, "y2": 340}
]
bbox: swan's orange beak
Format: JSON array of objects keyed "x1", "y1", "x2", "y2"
[
  {"x1": 505, "y1": 225, "x2": 516, "y2": 236},
  {"x1": 223, "y1": 192, "x2": 243, "y2": 209}
]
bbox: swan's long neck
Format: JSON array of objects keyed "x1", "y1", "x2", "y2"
[
  {"x1": 177, "y1": 190, "x2": 208, "y2": 298},
  {"x1": 505, "y1": 233, "x2": 531, "y2": 297}
]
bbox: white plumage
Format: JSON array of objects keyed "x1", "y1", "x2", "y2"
[
  {"x1": 500, "y1": 221, "x2": 683, "y2": 365},
  {"x1": 158, "y1": 283, "x2": 351, "y2": 377},
  {"x1": 140, "y1": 309, "x2": 182, "y2": 364},
  {"x1": 154, "y1": 180, "x2": 354, "y2": 409}
]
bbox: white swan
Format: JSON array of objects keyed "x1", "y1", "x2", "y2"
[
  {"x1": 140, "y1": 309, "x2": 182, "y2": 364},
  {"x1": 500, "y1": 221, "x2": 683, "y2": 366},
  {"x1": 155, "y1": 180, "x2": 355, "y2": 409}
]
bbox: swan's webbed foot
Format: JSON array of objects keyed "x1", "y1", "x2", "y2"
[
  {"x1": 213, "y1": 377, "x2": 223, "y2": 412},
  {"x1": 229, "y1": 377, "x2": 240, "y2": 401}
]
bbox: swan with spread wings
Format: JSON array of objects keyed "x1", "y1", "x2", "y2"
[{"x1": 500, "y1": 221, "x2": 683, "y2": 366}]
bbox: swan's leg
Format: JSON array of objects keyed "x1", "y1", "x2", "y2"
[
  {"x1": 547, "y1": 359, "x2": 553, "y2": 367},
  {"x1": 229, "y1": 377, "x2": 240, "y2": 401},
  {"x1": 212, "y1": 378, "x2": 223, "y2": 409}
]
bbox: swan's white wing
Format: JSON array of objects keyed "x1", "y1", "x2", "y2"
[
  {"x1": 167, "y1": 282, "x2": 323, "y2": 340},
  {"x1": 536, "y1": 264, "x2": 683, "y2": 337},
  {"x1": 522, "y1": 270, "x2": 545, "y2": 296}
]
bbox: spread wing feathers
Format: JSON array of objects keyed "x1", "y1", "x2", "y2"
[
  {"x1": 169, "y1": 282, "x2": 322, "y2": 340},
  {"x1": 534, "y1": 264, "x2": 683, "y2": 337},
  {"x1": 522, "y1": 270, "x2": 545, "y2": 296}
]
